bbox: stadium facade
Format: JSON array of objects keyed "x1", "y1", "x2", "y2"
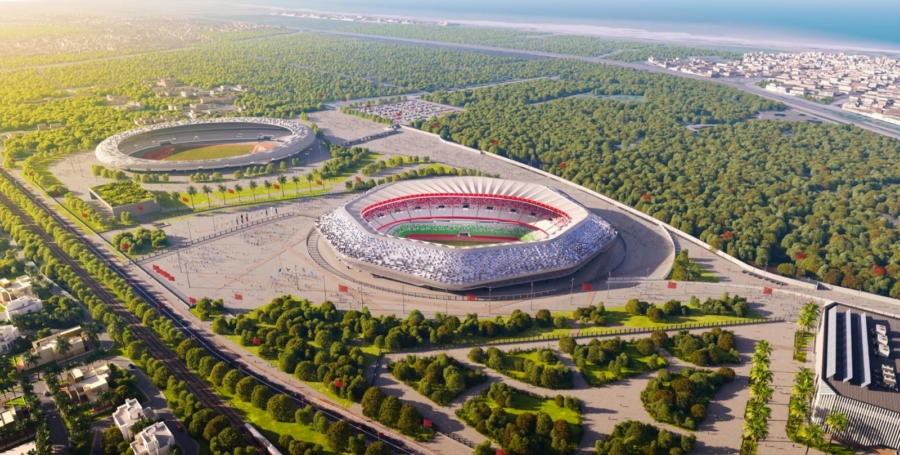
[
  {"x1": 315, "y1": 177, "x2": 617, "y2": 291},
  {"x1": 95, "y1": 117, "x2": 314, "y2": 172},
  {"x1": 811, "y1": 302, "x2": 900, "y2": 450}
]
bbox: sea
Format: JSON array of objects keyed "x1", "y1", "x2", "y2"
[{"x1": 249, "y1": 0, "x2": 900, "y2": 51}]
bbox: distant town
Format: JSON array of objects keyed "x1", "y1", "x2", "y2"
[
  {"x1": 649, "y1": 52, "x2": 900, "y2": 125},
  {"x1": 271, "y1": 11, "x2": 449, "y2": 27}
]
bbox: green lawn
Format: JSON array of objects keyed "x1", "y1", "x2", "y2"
[
  {"x1": 209, "y1": 382, "x2": 332, "y2": 453},
  {"x1": 163, "y1": 144, "x2": 259, "y2": 161},
  {"x1": 4, "y1": 396, "x2": 25, "y2": 408},
  {"x1": 502, "y1": 391, "x2": 582, "y2": 428},
  {"x1": 497, "y1": 350, "x2": 556, "y2": 382},
  {"x1": 222, "y1": 334, "x2": 365, "y2": 408},
  {"x1": 579, "y1": 305, "x2": 761, "y2": 334},
  {"x1": 579, "y1": 344, "x2": 666, "y2": 386}
]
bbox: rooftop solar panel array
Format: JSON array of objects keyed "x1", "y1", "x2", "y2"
[
  {"x1": 845, "y1": 310, "x2": 854, "y2": 382},
  {"x1": 861, "y1": 314, "x2": 872, "y2": 388},
  {"x1": 827, "y1": 306, "x2": 837, "y2": 379}
]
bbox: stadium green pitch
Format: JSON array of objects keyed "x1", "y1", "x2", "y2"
[{"x1": 387, "y1": 222, "x2": 538, "y2": 246}]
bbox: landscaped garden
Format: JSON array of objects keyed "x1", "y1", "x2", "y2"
[
  {"x1": 594, "y1": 420, "x2": 696, "y2": 455},
  {"x1": 457, "y1": 382, "x2": 582, "y2": 455},
  {"x1": 640, "y1": 367, "x2": 735, "y2": 430},
  {"x1": 469, "y1": 346, "x2": 574, "y2": 389},
  {"x1": 655, "y1": 328, "x2": 741, "y2": 366},
  {"x1": 90, "y1": 180, "x2": 155, "y2": 206},
  {"x1": 389, "y1": 353, "x2": 488, "y2": 405},
  {"x1": 561, "y1": 335, "x2": 668, "y2": 387}
]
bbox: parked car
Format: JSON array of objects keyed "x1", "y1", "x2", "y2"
[{"x1": 175, "y1": 424, "x2": 183, "y2": 432}]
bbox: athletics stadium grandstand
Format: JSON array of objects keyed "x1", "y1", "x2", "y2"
[
  {"x1": 95, "y1": 118, "x2": 314, "y2": 172},
  {"x1": 315, "y1": 176, "x2": 617, "y2": 291}
]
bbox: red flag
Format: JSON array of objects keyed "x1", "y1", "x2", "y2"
[
  {"x1": 581, "y1": 283, "x2": 592, "y2": 291},
  {"x1": 423, "y1": 419, "x2": 432, "y2": 428},
  {"x1": 228, "y1": 189, "x2": 234, "y2": 194},
  {"x1": 234, "y1": 293, "x2": 243, "y2": 300},
  {"x1": 491, "y1": 139, "x2": 499, "y2": 146},
  {"x1": 252, "y1": 337, "x2": 261, "y2": 345},
  {"x1": 762, "y1": 287, "x2": 773, "y2": 295},
  {"x1": 189, "y1": 297, "x2": 197, "y2": 304},
  {"x1": 355, "y1": 176, "x2": 361, "y2": 182},
  {"x1": 81, "y1": 212, "x2": 88, "y2": 218},
  {"x1": 338, "y1": 285, "x2": 348, "y2": 292},
  {"x1": 796, "y1": 252, "x2": 807, "y2": 260},
  {"x1": 273, "y1": 184, "x2": 280, "y2": 189},
  {"x1": 168, "y1": 276, "x2": 175, "y2": 281},
  {"x1": 466, "y1": 294, "x2": 476, "y2": 301},
  {"x1": 121, "y1": 243, "x2": 129, "y2": 250},
  {"x1": 182, "y1": 197, "x2": 189, "y2": 202},
  {"x1": 873, "y1": 265, "x2": 885, "y2": 276},
  {"x1": 723, "y1": 231, "x2": 733, "y2": 240},
  {"x1": 642, "y1": 193, "x2": 651, "y2": 201},
  {"x1": 153, "y1": 265, "x2": 160, "y2": 271},
  {"x1": 667, "y1": 281, "x2": 677, "y2": 289},
  {"x1": 334, "y1": 379, "x2": 344, "y2": 388},
  {"x1": 558, "y1": 162, "x2": 567, "y2": 169},
  {"x1": 136, "y1": 205, "x2": 143, "y2": 211},
  {"x1": 316, "y1": 180, "x2": 323, "y2": 185},
  {"x1": 432, "y1": 123, "x2": 440, "y2": 128}
]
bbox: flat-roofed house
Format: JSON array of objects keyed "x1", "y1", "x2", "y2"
[{"x1": 130, "y1": 422, "x2": 174, "y2": 455}]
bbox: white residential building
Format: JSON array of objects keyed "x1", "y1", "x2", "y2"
[
  {"x1": 0, "y1": 276, "x2": 33, "y2": 303},
  {"x1": 1, "y1": 296, "x2": 42, "y2": 321},
  {"x1": 0, "y1": 325, "x2": 20, "y2": 354},
  {"x1": 113, "y1": 398, "x2": 153, "y2": 439},
  {"x1": 66, "y1": 365, "x2": 110, "y2": 403},
  {"x1": 130, "y1": 422, "x2": 174, "y2": 455}
]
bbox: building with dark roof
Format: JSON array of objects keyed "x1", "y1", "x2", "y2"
[{"x1": 812, "y1": 302, "x2": 900, "y2": 450}]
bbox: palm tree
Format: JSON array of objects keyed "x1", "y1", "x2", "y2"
[
  {"x1": 186, "y1": 185, "x2": 197, "y2": 209},
  {"x1": 745, "y1": 401, "x2": 771, "y2": 422},
  {"x1": 169, "y1": 190, "x2": 181, "y2": 211},
  {"x1": 797, "y1": 302, "x2": 821, "y2": 339},
  {"x1": 788, "y1": 398, "x2": 809, "y2": 421},
  {"x1": 743, "y1": 417, "x2": 769, "y2": 445},
  {"x1": 277, "y1": 175, "x2": 287, "y2": 197},
  {"x1": 750, "y1": 365, "x2": 773, "y2": 387},
  {"x1": 750, "y1": 382, "x2": 774, "y2": 404},
  {"x1": 291, "y1": 175, "x2": 300, "y2": 194},
  {"x1": 755, "y1": 340, "x2": 773, "y2": 358},
  {"x1": 23, "y1": 351, "x2": 39, "y2": 378},
  {"x1": 824, "y1": 410, "x2": 848, "y2": 448},
  {"x1": 81, "y1": 322, "x2": 99, "y2": 349},
  {"x1": 234, "y1": 184, "x2": 243, "y2": 203},
  {"x1": 54, "y1": 335, "x2": 72, "y2": 368},
  {"x1": 804, "y1": 423, "x2": 824, "y2": 455},
  {"x1": 201, "y1": 185, "x2": 212, "y2": 208},
  {"x1": 263, "y1": 180, "x2": 272, "y2": 198},
  {"x1": 306, "y1": 173, "x2": 314, "y2": 191},
  {"x1": 249, "y1": 180, "x2": 258, "y2": 201},
  {"x1": 217, "y1": 184, "x2": 228, "y2": 206}
]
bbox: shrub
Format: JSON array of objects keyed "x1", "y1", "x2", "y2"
[{"x1": 267, "y1": 394, "x2": 297, "y2": 422}]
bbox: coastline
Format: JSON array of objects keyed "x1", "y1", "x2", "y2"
[{"x1": 241, "y1": 3, "x2": 900, "y2": 55}]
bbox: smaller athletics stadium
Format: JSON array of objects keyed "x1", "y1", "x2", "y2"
[
  {"x1": 95, "y1": 118, "x2": 315, "y2": 172},
  {"x1": 316, "y1": 176, "x2": 617, "y2": 291}
]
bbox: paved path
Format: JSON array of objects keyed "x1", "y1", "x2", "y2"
[{"x1": 32, "y1": 381, "x2": 68, "y2": 455}]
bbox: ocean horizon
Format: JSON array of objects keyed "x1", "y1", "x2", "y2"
[{"x1": 248, "y1": 0, "x2": 900, "y2": 50}]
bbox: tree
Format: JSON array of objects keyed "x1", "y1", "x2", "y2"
[
  {"x1": 397, "y1": 403, "x2": 422, "y2": 433},
  {"x1": 251, "y1": 385, "x2": 273, "y2": 409},
  {"x1": 824, "y1": 410, "x2": 848, "y2": 449},
  {"x1": 291, "y1": 175, "x2": 301, "y2": 193},
  {"x1": 233, "y1": 184, "x2": 243, "y2": 203},
  {"x1": 474, "y1": 440, "x2": 494, "y2": 455},
  {"x1": 53, "y1": 335, "x2": 72, "y2": 367},
  {"x1": 101, "y1": 425, "x2": 125, "y2": 455},
  {"x1": 326, "y1": 420, "x2": 352, "y2": 452},
  {"x1": 559, "y1": 335, "x2": 576, "y2": 355},
  {"x1": 263, "y1": 180, "x2": 272, "y2": 198},
  {"x1": 804, "y1": 423, "x2": 824, "y2": 455},
  {"x1": 364, "y1": 441, "x2": 392, "y2": 455},
  {"x1": 278, "y1": 175, "x2": 287, "y2": 197},
  {"x1": 186, "y1": 185, "x2": 197, "y2": 209},
  {"x1": 220, "y1": 370, "x2": 242, "y2": 395},
  {"x1": 203, "y1": 415, "x2": 230, "y2": 441},
  {"x1": 249, "y1": 180, "x2": 258, "y2": 200},
  {"x1": 361, "y1": 386, "x2": 386, "y2": 418},
  {"x1": 217, "y1": 184, "x2": 228, "y2": 206},
  {"x1": 378, "y1": 396, "x2": 401, "y2": 427},
  {"x1": 188, "y1": 409, "x2": 216, "y2": 436},
  {"x1": 236, "y1": 376, "x2": 258, "y2": 401},
  {"x1": 215, "y1": 427, "x2": 242, "y2": 453},
  {"x1": 552, "y1": 419, "x2": 572, "y2": 443},
  {"x1": 202, "y1": 185, "x2": 213, "y2": 208},
  {"x1": 306, "y1": 173, "x2": 314, "y2": 192},
  {"x1": 267, "y1": 394, "x2": 297, "y2": 422},
  {"x1": 209, "y1": 362, "x2": 230, "y2": 386}
]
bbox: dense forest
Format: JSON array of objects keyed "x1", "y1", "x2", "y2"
[{"x1": 336, "y1": 24, "x2": 744, "y2": 61}]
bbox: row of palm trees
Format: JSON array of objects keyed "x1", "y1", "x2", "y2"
[
  {"x1": 788, "y1": 367, "x2": 849, "y2": 453},
  {"x1": 794, "y1": 302, "x2": 821, "y2": 360},
  {"x1": 172, "y1": 173, "x2": 320, "y2": 210},
  {"x1": 742, "y1": 340, "x2": 774, "y2": 453}
]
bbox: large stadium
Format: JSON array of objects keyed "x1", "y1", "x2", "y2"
[
  {"x1": 315, "y1": 177, "x2": 618, "y2": 291},
  {"x1": 95, "y1": 117, "x2": 315, "y2": 172}
]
